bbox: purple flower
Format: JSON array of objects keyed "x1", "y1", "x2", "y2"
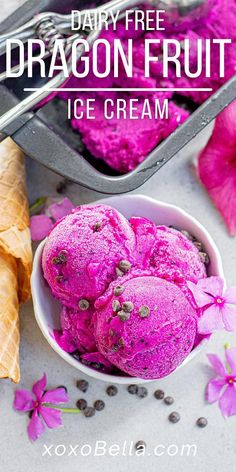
[
  {"x1": 206, "y1": 347, "x2": 236, "y2": 417},
  {"x1": 187, "y1": 277, "x2": 236, "y2": 334},
  {"x1": 13, "y1": 373, "x2": 69, "y2": 442}
]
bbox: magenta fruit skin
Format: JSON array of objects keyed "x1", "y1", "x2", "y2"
[
  {"x1": 93, "y1": 274, "x2": 197, "y2": 380},
  {"x1": 42, "y1": 204, "x2": 136, "y2": 308}
]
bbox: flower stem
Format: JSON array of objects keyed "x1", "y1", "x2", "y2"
[
  {"x1": 30, "y1": 196, "x2": 47, "y2": 215},
  {"x1": 42, "y1": 403, "x2": 81, "y2": 414}
]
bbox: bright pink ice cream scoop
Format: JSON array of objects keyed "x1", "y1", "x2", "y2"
[
  {"x1": 93, "y1": 274, "x2": 197, "y2": 379},
  {"x1": 55, "y1": 305, "x2": 96, "y2": 353},
  {"x1": 42, "y1": 204, "x2": 136, "y2": 308},
  {"x1": 131, "y1": 217, "x2": 207, "y2": 285}
]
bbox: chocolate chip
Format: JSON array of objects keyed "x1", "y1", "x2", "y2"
[
  {"x1": 114, "y1": 285, "x2": 125, "y2": 296},
  {"x1": 106, "y1": 385, "x2": 118, "y2": 396},
  {"x1": 76, "y1": 379, "x2": 89, "y2": 392},
  {"x1": 127, "y1": 384, "x2": 138, "y2": 395},
  {"x1": 55, "y1": 275, "x2": 64, "y2": 283},
  {"x1": 193, "y1": 241, "x2": 203, "y2": 251},
  {"x1": 164, "y1": 396, "x2": 174, "y2": 405},
  {"x1": 76, "y1": 398, "x2": 87, "y2": 410},
  {"x1": 78, "y1": 299, "x2": 90, "y2": 311},
  {"x1": 58, "y1": 250, "x2": 67, "y2": 262},
  {"x1": 94, "y1": 400, "x2": 105, "y2": 411},
  {"x1": 112, "y1": 300, "x2": 121, "y2": 312},
  {"x1": 154, "y1": 389, "x2": 165, "y2": 400},
  {"x1": 118, "y1": 260, "x2": 131, "y2": 273},
  {"x1": 196, "y1": 417, "x2": 208, "y2": 428},
  {"x1": 83, "y1": 407, "x2": 95, "y2": 418},
  {"x1": 118, "y1": 338, "x2": 124, "y2": 347},
  {"x1": 109, "y1": 329, "x2": 114, "y2": 337},
  {"x1": 28, "y1": 410, "x2": 33, "y2": 419},
  {"x1": 135, "y1": 441, "x2": 146, "y2": 451},
  {"x1": 93, "y1": 222, "x2": 102, "y2": 232},
  {"x1": 72, "y1": 350, "x2": 80, "y2": 361},
  {"x1": 199, "y1": 252, "x2": 210, "y2": 265},
  {"x1": 137, "y1": 387, "x2": 148, "y2": 399},
  {"x1": 117, "y1": 310, "x2": 130, "y2": 322},
  {"x1": 168, "y1": 412, "x2": 180, "y2": 423},
  {"x1": 56, "y1": 180, "x2": 67, "y2": 194},
  {"x1": 139, "y1": 306, "x2": 150, "y2": 318},
  {"x1": 116, "y1": 268, "x2": 124, "y2": 278},
  {"x1": 57, "y1": 385, "x2": 68, "y2": 393},
  {"x1": 181, "y1": 230, "x2": 194, "y2": 241},
  {"x1": 122, "y1": 301, "x2": 134, "y2": 313}
]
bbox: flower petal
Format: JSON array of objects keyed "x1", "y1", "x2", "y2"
[
  {"x1": 32, "y1": 373, "x2": 47, "y2": 400},
  {"x1": 30, "y1": 215, "x2": 53, "y2": 241},
  {"x1": 48, "y1": 198, "x2": 74, "y2": 222},
  {"x1": 225, "y1": 287, "x2": 236, "y2": 305},
  {"x1": 225, "y1": 348, "x2": 236, "y2": 376},
  {"x1": 222, "y1": 303, "x2": 236, "y2": 332},
  {"x1": 27, "y1": 410, "x2": 46, "y2": 442},
  {"x1": 187, "y1": 281, "x2": 213, "y2": 307},
  {"x1": 13, "y1": 390, "x2": 34, "y2": 412},
  {"x1": 198, "y1": 277, "x2": 225, "y2": 298},
  {"x1": 42, "y1": 388, "x2": 69, "y2": 405},
  {"x1": 206, "y1": 378, "x2": 225, "y2": 403},
  {"x1": 207, "y1": 353, "x2": 227, "y2": 377},
  {"x1": 198, "y1": 100, "x2": 236, "y2": 236},
  {"x1": 219, "y1": 384, "x2": 236, "y2": 417},
  {"x1": 198, "y1": 305, "x2": 224, "y2": 334},
  {"x1": 39, "y1": 406, "x2": 63, "y2": 429}
]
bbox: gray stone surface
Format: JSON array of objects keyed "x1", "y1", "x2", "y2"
[{"x1": 1, "y1": 2, "x2": 236, "y2": 472}]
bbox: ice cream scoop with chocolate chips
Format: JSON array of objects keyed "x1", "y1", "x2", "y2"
[
  {"x1": 42, "y1": 204, "x2": 136, "y2": 308},
  {"x1": 93, "y1": 273, "x2": 197, "y2": 379}
]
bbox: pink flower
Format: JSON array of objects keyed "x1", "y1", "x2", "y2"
[
  {"x1": 13, "y1": 373, "x2": 69, "y2": 442},
  {"x1": 187, "y1": 277, "x2": 236, "y2": 334},
  {"x1": 30, "y1": 197, "x2": 75, "y2": 241},
  {"x1": 206, "y1": 347, "x2": 236, "y2": 417},
  {"x1": 197, "y1": 100, "x2": 236, "y2": 236}
]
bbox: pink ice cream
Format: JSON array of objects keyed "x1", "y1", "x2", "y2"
[
  {"x1": 93, "y1": 274, "x2": 197, "y2": 379},
  {"x1": 42, "y1": 204, "x2": 136, "y2": 308},
  {"x1": 131, "y1": 216, "x2": 207, "y2": 285},
  {"x1": 55, "y1": 305, "x2": 96, "y2": 354},
  {"x1": 59, "y1": 0, "x2": 236, "y2": 173}
]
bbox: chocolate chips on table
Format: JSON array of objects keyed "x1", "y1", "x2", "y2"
[
  {"x1": 154, "y1": 389, "x2": 165, "y2": 400},
  {"x1": 136, "y1": 386, "x2": 148, "y2": 399},
  {"x1": 94, "y1": 400, "x2": 105, "y2": 411},
  {"x1": 196, "y1": 417, "x2": 208, "y2": 428},
  {"x1": 76, "y1": 379, "x2": 89, "y2": 393},
  {"x1": 76, "y1": 398, "x2": 87, "y2": 410},
  {"x1": 135, "y1": 441, "x2": 147, "y2": 451},
  {"x1": 84, "y1": 407, "x2": 96, "y2": 418},
  {"x1": 168, "y1": 412, "x2": 180, "y2": 423},
  {"x1": 164, "y1": 396, "x2": 174, "y2": 405},
  {"x1": 106, "y1": 385, "x2": 118, "y2": 397},
  {"x1": 127, "y1": 384, "x2": 138, "y2": 395}
]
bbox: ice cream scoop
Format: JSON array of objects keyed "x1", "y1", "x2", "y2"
[
  {"x1": 131, "y1": 216, "x2": 207, "y2": 285},
  {"x1": 93, "y1": 273, "x2": 197, "y2": 379},
  {"x1": 42, "y1": 204, "x2": 136, "y2": 308}
]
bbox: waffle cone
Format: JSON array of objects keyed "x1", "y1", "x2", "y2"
[{"x1": 0, "y1": 138, "x2": 32, "y2": 382}]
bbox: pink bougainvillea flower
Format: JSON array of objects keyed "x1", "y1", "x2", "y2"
[
  {"x1": 197, "y1": 99, "x2": 236, "y2": 236},
  {"x1": 30, "y1": 215, "x2": 53, "y2": 241},
  {"x1": 187, "y1": 277, "x2": 236, "y2": 334},
  {"x1": 47, "y1": 197, "x2": 74, "y2": 222},
  {"x1": 206, "y1": 347, "x2": 236, "y2": 417},
  {"x1": 13, "y1": 373, "x2": 77, "y2": 442}
]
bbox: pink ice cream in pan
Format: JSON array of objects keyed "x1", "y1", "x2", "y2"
[{"x1": 42, "y1": 203, "x2": 210, "y2": 380}]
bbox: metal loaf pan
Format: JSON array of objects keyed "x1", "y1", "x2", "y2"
[{"x1": 0, "y1": 0, "x2": 235, "y2": 194}]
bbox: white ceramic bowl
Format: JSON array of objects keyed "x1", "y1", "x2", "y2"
[{"x1": 31, "y1": 195, "x2": 224, "y2": 384}]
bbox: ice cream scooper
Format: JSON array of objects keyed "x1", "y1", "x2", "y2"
[{"x1": 0, "y1": 0, "x2": 213, "y2": 134}]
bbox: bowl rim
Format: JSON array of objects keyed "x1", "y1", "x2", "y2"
[{"x1": 31, "y1": 194, "x2": 224, "y2": 384}]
